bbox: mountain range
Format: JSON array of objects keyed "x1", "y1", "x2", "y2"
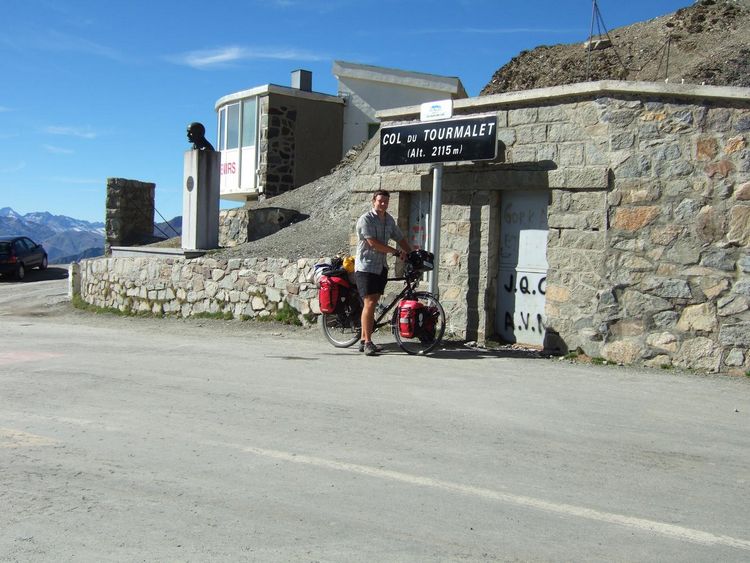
[
  {"x1": 0, "y1": 207, "x2": 106, "y2": 264},
  {"x1": 0, "y1": 207, "x2": 184, "y2": 264}
]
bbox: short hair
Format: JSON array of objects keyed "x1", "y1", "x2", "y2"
[{"x1": 372, "y1": 189, "x2": 390, "y2": 200}]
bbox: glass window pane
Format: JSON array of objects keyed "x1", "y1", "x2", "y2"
[
  {"x1": 242, "y1": 98, "x2": 257, "y2": 147},
  {"x1": 227, "y1": 104, "x2": 240, "y2": 150},
  {"x1": 218, "y1": 108, "x2": 226, "y2": 151}
]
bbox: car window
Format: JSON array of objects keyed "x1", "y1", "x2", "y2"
[
  {"x1": 0, "y1": 242, "x2": 10, "y2": 253},
  {"x1": 21, "y1": 238, "x2": 36, "y2": 250},
  {"x1": 13, "y1": 241, "x2": 25, "y2": 253}
]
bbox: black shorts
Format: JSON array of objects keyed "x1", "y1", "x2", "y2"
[{"x1": 356, "y1": 269, "x2": 388, "y2": 298}]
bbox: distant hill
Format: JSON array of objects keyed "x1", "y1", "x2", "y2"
[
  {"x1": 154, "y1": 216, "x2": 182, "y2": 239},
  {"x1": 481, "y1": 0, "x2": 750, "y2": 95},
  {"x1": 0, "y1": 207, "x2": 105, "y2": 264},
  {"x1": 0, "y1": 207, "x2": 184, "y2": 263}
]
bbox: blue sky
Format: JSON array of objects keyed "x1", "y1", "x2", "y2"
[{"x1": 1, "y1": 0, "x2": 689, "y2": 223}]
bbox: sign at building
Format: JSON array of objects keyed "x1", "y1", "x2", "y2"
[
  {"x1": 420, "y1": 99, "x2": 453, "y2": 121},
  {"x1": 380, "y1": 115, "x2": 497, "y2": 166}
]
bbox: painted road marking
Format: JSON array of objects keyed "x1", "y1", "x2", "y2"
[
  {"x1": 0, "y1": 427, "x2": 58, "y2": 448},
  {"x1": 211, "y1": 441, "x2": 750, "y2": 551}
]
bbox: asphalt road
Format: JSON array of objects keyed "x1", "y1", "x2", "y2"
[{"x1": 1, "y1": 273, "x2": 749, "y2": 562}]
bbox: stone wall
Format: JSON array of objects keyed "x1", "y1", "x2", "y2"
[
  {"x1": 76, "y1": 255, "x2": 322, "y2": 323},
  {"x1": 219, "y1": 208, "x2": 250, "y2": 247},
  {"x1": 219, "y1": 206, "x2": 305, "y2": 247},
  {"x1": 259, "y1": 96, "x2": 296, "y2": 197},
  {"x1": 371, "y1": 82, "x2": 749, "y2": 373},
  {"x1": 105, "y1": 178, "x2": 156, "y2": 254},
  {"x1": 596, "y1": 99, "x2": 749, "y2": 373}
]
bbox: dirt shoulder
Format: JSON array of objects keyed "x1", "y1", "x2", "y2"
[{"x1": 0, "y1": 268, "x2": 319, "y2": 342}]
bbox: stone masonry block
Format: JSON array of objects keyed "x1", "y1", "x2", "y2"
[
  {"x1": 563, "y1": 167, "x2": 609, "y2": 189},
  {"x1": 612, "y1": 206, "x2": 660, "y2": 231},
  {"x1": 558, "y1": 144, "x2": 585, "y2": 166},
  {"x1": 548, "y1": 123, "x2": 583, "y2": 143},
  {"x1": 727, "y1": 205, "x2": 750, "y2": 246},
  {"x1": 538, "y1": 105, "x2": 569, "y2": 122},
  {"x1": 508, "y1": 108, "x2": 538, "y2": 126},
  {"x1": 515, "y1": 124, "x2": 547, "y2": 144}
]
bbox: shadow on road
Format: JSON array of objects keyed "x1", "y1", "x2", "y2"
[
  {"x1": 0, "y1": 265, "x2": 69, "y2": 283},
  {"x1": 320, "y1": 341, "x2": 549, "y2": 361}
]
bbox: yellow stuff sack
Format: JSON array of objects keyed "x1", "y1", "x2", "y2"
[{"x1": 342, "y1": 256, "x2": 355, "y2": 273}]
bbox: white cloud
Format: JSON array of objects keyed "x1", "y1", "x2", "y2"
[
  {"x1": 47, "y1": 176, "x2": 101, "y2": 185},
  {"x1": 0, "y1": 106, "x2": 11, "y2": 113},
  {"x1": 43, "y1": 144, "x2": 75, "y2": 155},
  {"x1": 169, "y1": 45, "x2": 329, "y2": 69},
  {"x1": 0, "y1": 161, "x2": 27, "y2": 173},
  {"x1": 38, "y1": 30, "x2": 130, "y2": 63},
  {"x1": 44, "y1": 125, "x2": 98, "y2": 139}
]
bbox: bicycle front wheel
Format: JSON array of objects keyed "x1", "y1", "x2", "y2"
[
  {"x1": 319, "y1": 312, "x2": 361, "y2": 348},
  {"x1": 392, "y1": 292, "x2": 446, "y2": 355}
]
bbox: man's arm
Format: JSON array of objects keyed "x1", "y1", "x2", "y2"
[
  {"x1": 364, "y1": 236, "x2": 412, "y2": 259},
  {"x1": 364, "y1": 237, "x2": 396, "y2": 255}
]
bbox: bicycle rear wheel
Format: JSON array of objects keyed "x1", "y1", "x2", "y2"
[
  {"x1": 319, "y1": 311, "x2": 361, "y2": 348},
  {"x1": 392, "y1": 292, "x2": 446, "y2": 355}
]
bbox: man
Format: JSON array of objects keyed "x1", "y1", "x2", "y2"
[{"x1": 355, "y1": 189, "x2": 412, "y2": 356}]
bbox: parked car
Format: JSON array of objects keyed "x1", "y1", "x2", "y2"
[{"x1": 0, "y1": 236, "x2": 48, "y2": 280}]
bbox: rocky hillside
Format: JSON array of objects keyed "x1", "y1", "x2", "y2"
[{"x1": 481, "y1": 0, "x2": 750, "y2": 95}]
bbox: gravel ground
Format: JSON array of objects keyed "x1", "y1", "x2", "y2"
[{"x1": 213, "y1": 144, "x2": 368, "y2": 262}]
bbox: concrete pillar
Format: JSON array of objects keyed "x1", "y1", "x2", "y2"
[{"x1": 182, "y1": 150, "x2": 220, "y2": 250}]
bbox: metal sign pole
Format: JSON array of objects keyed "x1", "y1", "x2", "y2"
[{"x1": 428, "y1": 163, "x2": 443, "y2": 298}]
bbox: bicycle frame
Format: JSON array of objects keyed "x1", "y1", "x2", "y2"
[
  {"x1": 345, "y1": 272, "x2": 422, "y2": 334},
  {"x1": 318, "y1": 253, "x2": 445, "y2": 354}
]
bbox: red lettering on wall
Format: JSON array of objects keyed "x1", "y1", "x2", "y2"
[{"x1": 221, "y1": 162, "x2": 237, "y2": 175}]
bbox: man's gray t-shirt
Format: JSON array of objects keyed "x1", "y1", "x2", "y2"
[{"x1": 355, "y1": 209, "x2": 404, "y2": 274}]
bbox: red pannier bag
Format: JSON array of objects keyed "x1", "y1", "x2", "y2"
[
  {"x1": 398, "y1": 299, "x2": 425, "y2": 338},
  {"x1": 318, "y1": 274, "x2": 350, "y2": 314}
]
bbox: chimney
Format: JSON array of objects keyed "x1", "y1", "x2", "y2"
[{"x1": 291, "y1": 69, "x2": 312, "y2": 92}]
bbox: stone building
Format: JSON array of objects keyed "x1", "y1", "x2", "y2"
[
  {"x1": 351, "y1": 80, "x2": 749, "y2": 373},
  {"x1": 215, "y1": 70, "x2": 345, "y2": 202}
]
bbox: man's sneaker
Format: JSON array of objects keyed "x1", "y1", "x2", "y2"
[
  {"x1": 359, "y1": 340, "x2": 382, "y2": 353},
  {"x1": 363, "y1": 341, "x2": 380, "y2": 356}
]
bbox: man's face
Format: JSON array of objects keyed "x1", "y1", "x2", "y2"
[{"x1": 373, "y1": 195, "x2": 390, "y2": 213}]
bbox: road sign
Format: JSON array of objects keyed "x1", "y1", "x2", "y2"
[{"x1": 380, "y1": 115, "x2": 497, "y2": 166}]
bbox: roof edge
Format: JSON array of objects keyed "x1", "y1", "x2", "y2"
[
  {"x1": 215, "y1": 84, "x2": 343, "y2": 111},
  {"x1": 376, "y1": 80, "x2": 750, "y2": 119},
  {"x1": 333, "y1": 60, "x2": 465, "y2": 96}
]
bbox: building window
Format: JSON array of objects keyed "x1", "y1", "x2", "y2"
[
  {"x1": 226, "y1": 103, "x2": 240, "y2": 150},
  {"x1": 242, "y1": 98, "x2": 257, "y2": 147},
  {"x1": 218, "y1": 108, "x2": 226, "y2": 151}
]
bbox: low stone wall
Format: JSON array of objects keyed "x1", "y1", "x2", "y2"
[
  {"x1": 219, "y1": 206, "x2": 305, "y2": 247},
  {"x1": 219, "y1": 208, "x2": 250, "y2": 247},
  {"x1": 75, "y1": 255, "x2": 323, "y2": 323}
]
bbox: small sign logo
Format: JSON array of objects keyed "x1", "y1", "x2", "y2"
[{"x1": 420, "y1": 99, "x2": 453, "y2": 121}]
